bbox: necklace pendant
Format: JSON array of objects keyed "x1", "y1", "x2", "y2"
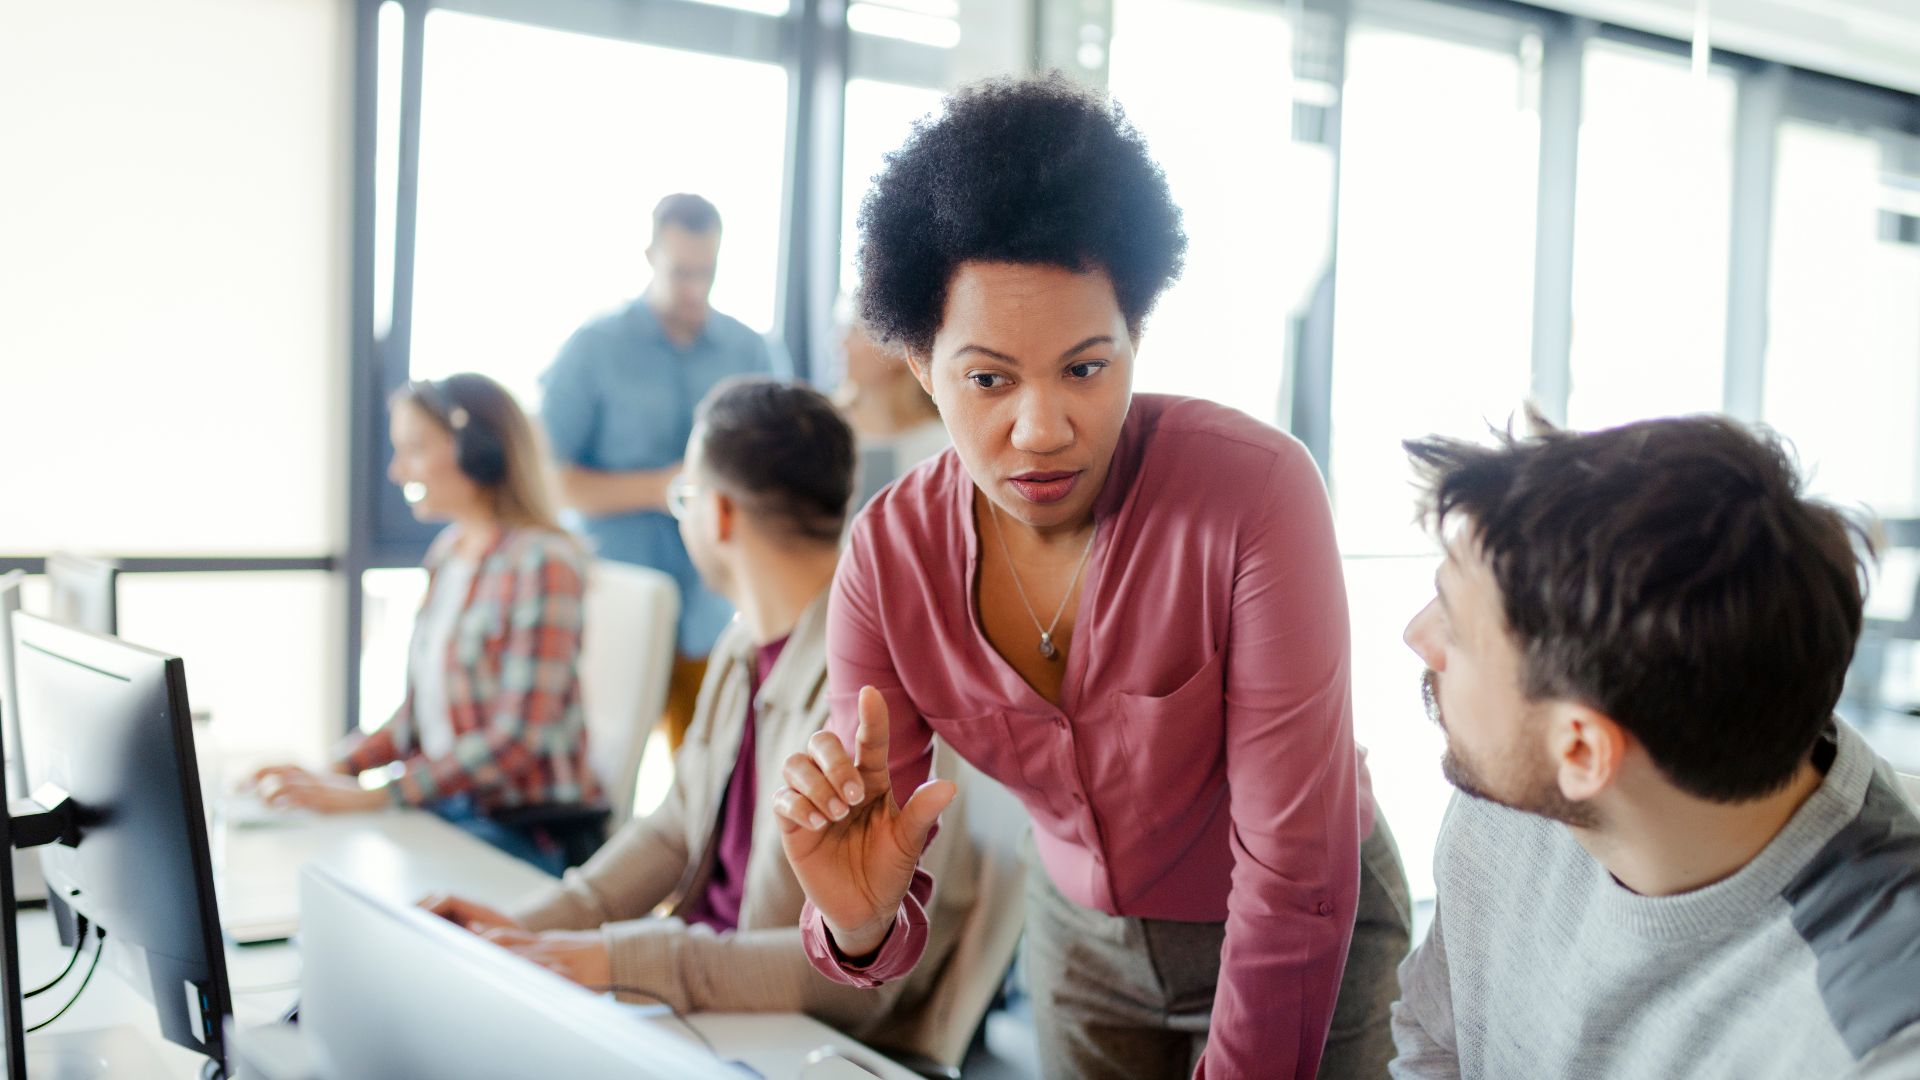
[{"x1": 1038, "y1": 632, "x2": 1058, "y2": 660}]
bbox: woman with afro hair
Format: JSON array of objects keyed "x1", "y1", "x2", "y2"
[{"x1": 772, "y1": 74, "x2": 1411, "y2": 1079}]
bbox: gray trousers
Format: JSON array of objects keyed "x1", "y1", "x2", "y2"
[{"x1": 1022, "y1": 815, "x2": 1413, "y2": 1079}]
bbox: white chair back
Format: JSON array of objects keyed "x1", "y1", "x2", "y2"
[
  {"x1": 579, "y1": 560, "x2": 678, "y2": 826},
  {"x1": 887, "y1": 745, "x2": 1030, "y2": 1074}
]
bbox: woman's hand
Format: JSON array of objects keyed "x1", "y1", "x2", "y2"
[
  {"x1": 772, "y1": 687, "x2": 956, "y2": 958},
  {"x1": 251, "y1": 765, "x2": 387, "y2": 814},
  {"x1": 479, "y1": 927, "x2": 612, "y2": 991},
  {"x1": 419, "y1": 893, "x2": 522, "y2": 935},
  {"x1": 249, "y1": 764, "x2": 312, "y2": 787}
]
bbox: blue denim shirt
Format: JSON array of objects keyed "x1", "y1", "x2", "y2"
[{"x1": 539, "y1": 299, "x2": 777, "y2": 655}]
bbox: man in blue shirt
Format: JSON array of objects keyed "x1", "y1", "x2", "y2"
[{"x1": 540, "y1": 193, "x2": 775, "y2": 745}]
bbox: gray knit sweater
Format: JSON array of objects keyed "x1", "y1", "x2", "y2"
[{"x1": 1391, "y1": 720, "x2": 1920, "y2": 1079}]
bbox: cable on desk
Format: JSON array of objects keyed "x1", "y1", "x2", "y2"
[
  {"x1": 22, "y1": 918, "x2": 89, "y2": 999},
  {"x1": 25, "y1": 926, "x2": 105, "y2": 1034}
]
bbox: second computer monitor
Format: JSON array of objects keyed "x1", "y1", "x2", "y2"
[{"x1": 44, "y1": 554, "x2": 118, "y2": 637}]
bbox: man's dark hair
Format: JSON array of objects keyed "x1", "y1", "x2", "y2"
[
  {"x1": 695, "y1": 377, "x2": 854, "y2": 544},
  {"x1": 1407, "y1": 411, "x2": 1872, "y2": 802},
  {"x1": 854, "y1": 72, "x2": 1186, "y2": 357},
  {"x1": 652, "y1": 193, "x2": 721, "y2": 240}
]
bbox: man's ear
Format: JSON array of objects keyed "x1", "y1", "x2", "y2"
[{"x1": 1550, "y1": 704, "x2": 1628, "y2": 803}]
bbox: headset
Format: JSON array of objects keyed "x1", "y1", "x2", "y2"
[{"x1": 407, "y1": 377, "x2": 508, "y2": 487}]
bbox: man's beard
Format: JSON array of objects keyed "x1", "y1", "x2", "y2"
[{"x1": 1422, "y1": 669, "x2": 1599, "y2": 829}]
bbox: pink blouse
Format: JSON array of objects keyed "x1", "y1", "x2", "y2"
[{"x1": 800, "y1": 394, "x2": 1374, "y2": 1078}]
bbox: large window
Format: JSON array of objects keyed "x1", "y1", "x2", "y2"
[
  {"x1": 839, "y1": 79, "x2": 945, "y2": 306},
  {"x1": 1109, "y1": 0, "x2": 1316, "y2": 418},
  {"x1": 1329, "y1": 19, "x2": 1541, "y2": 558},
  {"x1": 301, "y1": 0, "x2": 1920, "y2": 898},
  {"x1": 1764, "y1": 119, "x2": 1920, "y2": 519},
  {"x1": 349, "y1": 0, "x2": 951, "y2": 733},
  {"x1": 1327, "y1": 13, "x2": 1545, "y2": 902},
  {"x1": 121, "y1": 572, "x2": 342, "y2": 775},
  {"x1": 1566, "y1": 41, "x2": 1736, "y2": 429},
  {"x1": 407, "y1": 9, "x2": 791, "y2": 409},
  {"x1": 6, "y1": 571, "x2": 338, "y2": 793}
]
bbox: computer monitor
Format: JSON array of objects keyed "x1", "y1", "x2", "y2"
[
  {"x1": 0, "y1": 573, "x2": 23, "y2": 800},
  {"x1": 7, "y1": 613, "x2": 230, "y2": 1077},
  {"x1": 297, "y1": 867, "x2": 738, "y2": 1079},
  {"x1": 43, "y1": 555, "x2": 117, "y2": 637}
]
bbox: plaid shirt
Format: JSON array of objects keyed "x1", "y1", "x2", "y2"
[{"x1": 339, "y1": 525, "x2": 598, "y2": 811}]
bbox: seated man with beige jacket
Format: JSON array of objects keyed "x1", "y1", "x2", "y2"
[{"x1": 424, "y1": 377, "x2": 977, "y2": 1048}]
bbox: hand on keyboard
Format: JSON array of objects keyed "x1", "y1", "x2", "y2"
[{"x1": 219, "y1": 790, "x2": 315, "y2": 828}]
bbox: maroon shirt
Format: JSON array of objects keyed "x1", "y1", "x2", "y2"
[{"x1": 683, "y1": 635, "x2": 789, "y2": 934}]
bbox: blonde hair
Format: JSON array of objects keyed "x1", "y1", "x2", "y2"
[{"x1": 391, "y1": 374, "x2": 566, "y2": 534}]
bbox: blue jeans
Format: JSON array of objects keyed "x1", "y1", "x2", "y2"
[{"x1": 425, "y1": 794, "x2": 567, "y2": 877}]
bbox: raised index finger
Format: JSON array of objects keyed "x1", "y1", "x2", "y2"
[{"x1": 853, "y1": 686, "x2": 893, "y2": 791}]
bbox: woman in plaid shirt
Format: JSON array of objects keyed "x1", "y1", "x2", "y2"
[{"x1": 254, "y1": 374, "x2": 596, "y2": 873}]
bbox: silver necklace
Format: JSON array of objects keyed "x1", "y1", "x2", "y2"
[{"x1": 987, "y1": 500, "x2": 1097, "y2": 661}]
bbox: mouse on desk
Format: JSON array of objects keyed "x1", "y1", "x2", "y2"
[{"x1": 798, "y1": 1046, "x2": 881, "y2": 1078}]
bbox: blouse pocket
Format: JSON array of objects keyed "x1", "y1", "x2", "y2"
[{"x1": 1113, "y1": 648, "x2": 1229, "y2": 831}]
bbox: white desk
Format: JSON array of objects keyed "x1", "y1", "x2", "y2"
[
  {"x1": 214, "y1": 809, "x2": 559, "y2": 941},
  {"x1": 15, "y1": 810, "x2": 914, "y2": 1079}
]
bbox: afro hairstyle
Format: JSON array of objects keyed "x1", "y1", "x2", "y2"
[{"x1": 854, "y1": 73, "x2": 1187, "y2": 357}]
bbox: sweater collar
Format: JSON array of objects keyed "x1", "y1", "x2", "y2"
[{"x1": 1591, "y1": 719, "x2": 1872, "y2": 941}]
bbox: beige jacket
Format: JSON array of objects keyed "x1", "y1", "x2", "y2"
[{"x1": 513, "y1": 593, "x2": 979, "y2": 1045}]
